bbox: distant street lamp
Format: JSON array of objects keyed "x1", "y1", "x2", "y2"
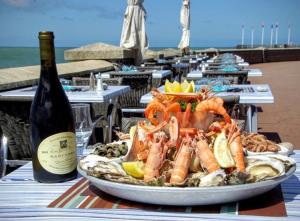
[
  {"x1": 288, "y1": 24, "x2": 291, "y2": 46},
  {"x1": 241, "y1": 24, "x2": 245, "y2": 47},
  {"x1": 251, "y1": 26, "x2": 254, "y2": 48},
  {"x1": 261, "y1": 22, "x2": 265, "y2": 46},
  {"x1": 275, "y1": 22, "x2": 279, "y2": 45},
  {"x1": 270, "y1": 24, "x2": 274, "y2": 47}
]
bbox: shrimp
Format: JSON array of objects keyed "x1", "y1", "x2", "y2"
[
  {"x1": 144, "y1": 133, "x2": 166, "y2": 182},
  {"x1": 145, "y1": 101, "x2": 167, "y2": 126},
  {"x1": 164, "y1": 102, "x2": 182, "y2": 122},
  {"x1": 228, "y1": 123, "x2": 245, "y2": 172},
  {"x1": 208, "y1": 121, "x2": 246, "y2": 172},
  {"x1": 181, "y1": 103, "x2": 192, "y2": 127},
  {"x1": 195, "y1": 97, "x2": 232, "y2": 123},
  {"x1": 195, "y1": 133, "x2": 220, "y2": 173},
  {"x1": 170, "y1": 137, "x2": 193, "y2": 184}
]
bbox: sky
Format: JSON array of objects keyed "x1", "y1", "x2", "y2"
[{"x1": 0, "y1": 0, "x2": 299, "y2": 48}]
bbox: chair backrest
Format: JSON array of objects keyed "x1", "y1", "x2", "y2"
[
  {"x1": 0, "y1": 102, "x2": 32, "y2": 162},
  {"x1": 222, "y1": 95, "x2": 240, "y2": 118},
  {"x1": 72, "y1": 77, "x2": 123, "y2": 87},
  {"x1": 72, "y1": 77, "x2": 90, "y2": 86},
  {"x1": 109, "y1": 72, "x2": 153, "y2": 108}
]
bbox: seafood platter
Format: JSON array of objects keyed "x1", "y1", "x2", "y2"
[{"x1": 79, "y1": 82, "x2": 296, "y2": 205}]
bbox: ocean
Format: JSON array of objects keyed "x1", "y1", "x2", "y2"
[
  {"x1": 0, "y1": 46, "x2": 234, "y2": 69},
  {"x1": 0, "y1": 47, "x2": 71, "y2": 69}
]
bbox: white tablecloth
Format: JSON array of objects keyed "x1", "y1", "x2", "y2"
[{"x1": 140, "y1": 84, "x2": 274, "y2": 104}]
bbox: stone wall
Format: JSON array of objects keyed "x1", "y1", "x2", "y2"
[
  {"x1": 200, "y1": 48, "x2": 300, "y2": 64},
  {"x1": 0, "y1": 60, "x2": 114, "y2": 91}
]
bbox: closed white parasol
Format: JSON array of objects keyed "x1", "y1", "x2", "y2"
[
  {"x1": 120, "y1": 0, "x2": 148, "y2": 65},
  {"x1": 178, "y1": 0, "x2": 190, "y2": 52}
]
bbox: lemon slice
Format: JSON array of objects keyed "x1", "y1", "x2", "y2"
[
  {"x1": 180, "y1": 80, "x2": 194, "y2": 93},
  {"x1": 190, "y1": 80, "x2": 195, "y2": 92},
  {"x1": 172, "y1": 81, "x2": 182, "y2": 93},
  {"x1": 122, "y1": 161, "x2": 144, "y2": 178},
  {"x1": 164, "y1": 79, "x2": 172, "y2": 92},
  {"x1": 184, "y1": 83, "x2": 194, "y2": 93},
  {"x1": 214, "y1": 132, "x2": 235, "y2": 168},
  {"x1": 129, "y1": 125, "x2": 137, "y2": 142},
  {"x1": 180, "y1": 79, "x2": 189, "y2": 91}
]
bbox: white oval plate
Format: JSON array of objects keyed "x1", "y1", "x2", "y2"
[{"x1": 78, "y1": 165, "x2": 295, "y2": 206}]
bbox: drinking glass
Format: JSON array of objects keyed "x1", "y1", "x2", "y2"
[
  {"x1": 71, "y1": 103, "x2": 93, "y2": 156},
  {"x1": 0, "y1": 135, "x2": 8, "y2": 178}
]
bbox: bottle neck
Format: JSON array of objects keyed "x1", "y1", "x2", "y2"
[
  {"x1": 40, "y1": 38, "x2": 56, "y2": 67},
  {"x1": 39, "y1": 37, "x2": 58, "y2": 82}
]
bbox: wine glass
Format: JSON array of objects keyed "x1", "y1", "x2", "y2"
[{"x1": 71, "y1": 103, "x2": 93, "y2": 156}]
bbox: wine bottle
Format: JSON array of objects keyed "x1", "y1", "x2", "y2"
[{"x1": 30, "y1": 31, "x2": 77, "y2": 183}]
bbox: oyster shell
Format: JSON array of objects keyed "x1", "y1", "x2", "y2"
[
  {"x1": 80, "y1": 154, "x2": 126, "y2": 176},
  {"x1": 226, "y1": 171, "x2": 249, "y2": 185},
  {"x1": 277, "y1": 142, "x2": 294, "y2": 155},
  {"x1": 79, "y1": 154, "x2": 114, "y2": 171},
  {"x1": 186, "y1": 172, "x2": 206, "y2": 187},
  {"x1": 264, "y1": 154, "x2": 296, "y2": 171},
  {"x1": 199, "y1": 170, "x2": 226, "y2": 187},
  {"x1": 246, "y1": 156, "x2": 285, "y2": 182}
]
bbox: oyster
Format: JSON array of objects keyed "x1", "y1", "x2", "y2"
[
  {"x1": 80, "y1": 154, "x2": 126, "y2": 176},
  {"x1": 79, "y1": 154, "x2": 115, "y2": 171},
  {"x1": 199, "y1": 170, "x2": 226, "y2": 187},
  {"x1": 277, "y1": 142, "x2": 294, "y2": 156},
  {"x1": 226, "y1": 171, "x2": 249, "y2": 185},
  {"x1": 264, "y1": 154, "x2": 296, "y2": 171},
  {"x1": 103, "y1": 174, "x2": 145, "y2": 185},
  {"x1": 186, "y1": 172, "x2": 206, "y2": 187},
  {"x1": 246, "y1": 156, "x2": 285, "y2": 182},
  {"x1": 80, "y1": 155, "x2": 147, "y2": 185}
]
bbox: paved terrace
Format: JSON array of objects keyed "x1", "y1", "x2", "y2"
[{"x1": 250, "y1": 61, "x2": 300, "y2": 149}]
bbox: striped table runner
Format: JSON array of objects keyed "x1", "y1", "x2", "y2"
[{"x1": 48, "y1": 178, "x2": 287, "y2": 217}]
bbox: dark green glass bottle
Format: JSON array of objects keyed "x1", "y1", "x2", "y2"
[{"x1": 30, "y1": 31, "x2": 77, "y2": 183}]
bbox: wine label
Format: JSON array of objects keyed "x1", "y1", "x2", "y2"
[{"x1": 38, "y1": 132, "x2": 77, "y2": 175}]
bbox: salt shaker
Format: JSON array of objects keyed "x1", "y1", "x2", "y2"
[
  {"x1": 201, "y1": 62, "x2": 206, "y2": 72},
  {"x1": 96, "y1": 72, "x2": 103, "y2": 91},
  {"x1": 89, "y1": 72, "x2": 96, "y2": 91}
]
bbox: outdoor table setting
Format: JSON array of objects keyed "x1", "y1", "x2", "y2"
[
  {"x1": 0, "y1": 79, "x2": 297, "y2": 220},
  {"x1": 206, "y1": 54, "x2": 249, "y2": 67},
  {"x1": 171, "y1": 62, "x2": 190, "y2": 82},
  {"x1": 0, "y1": 85, "x2": 130, "y2": 143},
  {"x1": 1, "y1": 74, "x2": 298, "y2": 220},
  {"x1": 187, "y1": 68, "x2": 263, "y2": 80},
  {"x1": 101, "y1": 69, "x2": 172, "y2": 88},
  {"x1": 0, "y1": 85, "x2": 130, "y2": 103}
]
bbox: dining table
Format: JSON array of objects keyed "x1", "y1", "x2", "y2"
[
  {"x1": 140, "y1": 84, "x2": 274, "y2": 133},
  {"x1": 187, "y1": 68, "x2": 263, "y2": 80},
  {"x1": 0, "y1": 151, "x2": 299, "y2": 220},
  {"x1": 0, "y1": 85, "x2": 130, "y2": 143}
]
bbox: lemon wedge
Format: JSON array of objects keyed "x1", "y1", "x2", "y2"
[
  {"x1": 180, "y1": 79, "x2": 189, "y2": 91},
  {"x1": 213, "y1": 132, "x2": 235, "y2": 168},
  {"x1": 122, "y1": 161, "x2": 144, "y2": 178},
  {"x1": 183, "y1": 83, "x2": 194, "y2": 93},
  {"x1": 172, "y1": 81, "x2": 182, "y2": 93},
  {"x1": 180, "y1": 80, "x2": 195, "y2": 93},
  {"x1": 129, "y1": 125, "x2": 137, "y2": 142},
  {"x1": 164, "y1": 79, "x2": 172, "y2": 93},
  {"x1": 190, "y1": 80, "x2": 195, "y2": 92}
]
